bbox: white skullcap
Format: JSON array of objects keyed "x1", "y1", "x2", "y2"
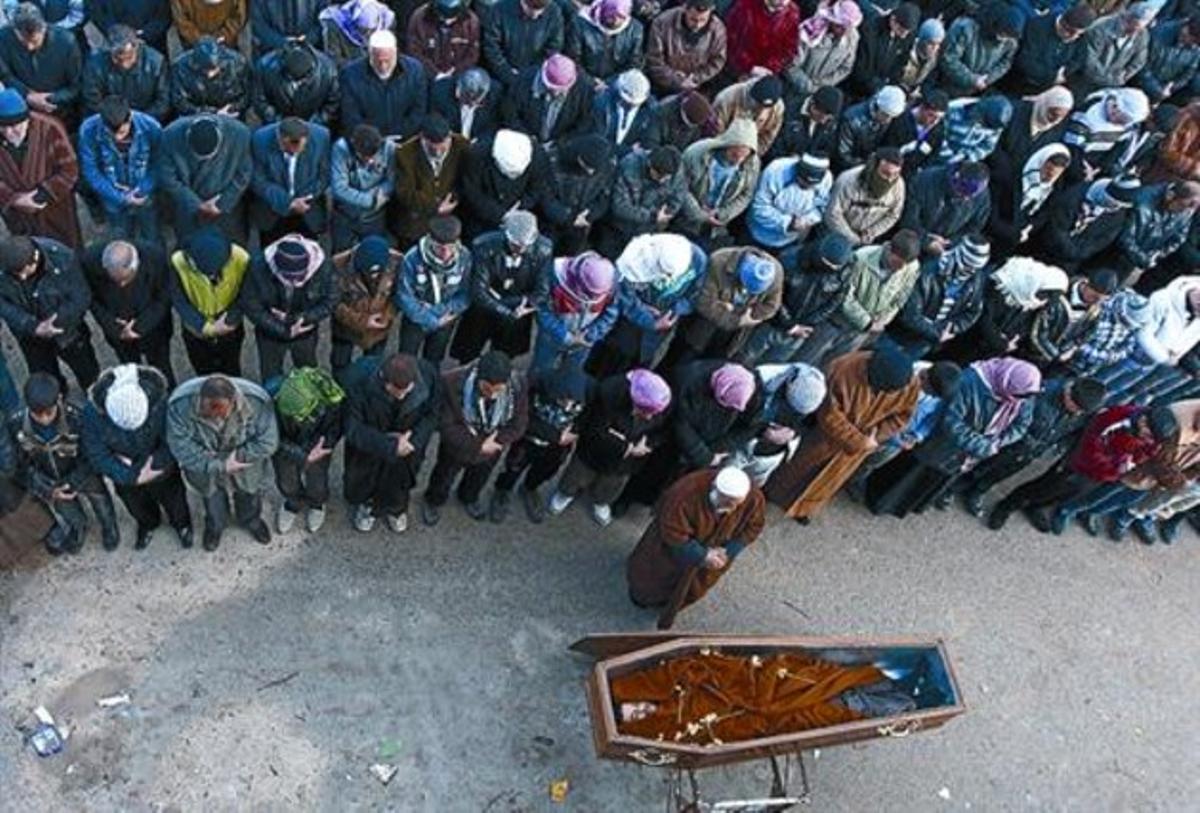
[
  {"x1": 874, "y1": 85, "x2": 907, "y2": 117},
  {"x1": 492, "y1": 129, "x2": 533, "y2": 178},
  {"x1": 368, "y1": 29, "x2": 397, "y2": 50},
  {"x1": 105, "y1": 364, "x2": 149, "y2": 431},
  {"x1": 616, "y1": 69, "x2": 650, "y2": 106},
  {"x1": 714, "y1": 466, "x2": 751, "y2": 500},
  {"x1": 785, "y1": 364, "x2": 826, "y2": 415}
]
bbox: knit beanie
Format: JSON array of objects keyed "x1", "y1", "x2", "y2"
[
  {"x1": 811, "y1": 85, "x2": 844, "y2": 117},
  {"x1": 185, "y1": 227, "x2": 232, "y2": 277},
  {"x1": 24, "y1": 373, "x2": 59, "y2": 412},
  {"x1": 615, "y1": 69, "x2": 650, "y2": 106},
  {"x1": 784, "y1": 364, "x2": 826, "y2": 415},
  {"x1": 737, "y1": 252, "x2": 776, "y2": 295},
  {"x1": 797, "y1": 152, "x2": 830, "y2": 184},
  {"x1": 354, "y1": 235, "x2": 392, "y2": 273},
  {"x1": 502, "y1": 209, "x2": 539, "y2": 247},
  {"x1": 917, "y1": 18, "x2": 944, "y2": 42},
  {"x1": 976, "y1": 96, "x2": 1013, "y2": 128},
  {"x1": 105, "y1": 364, "x2": 150, "y2": 431},
  {"x1": 874, "y1": 86, "x2": 907, "y2": 117},
  {"x1": 816, "y1": 232, "x2": 854, "y2": 269},
  {"x1": 866, "y1": 345, "x2": 914, "y2": 392},
  {"x1": 749, "y1": 75, "x2": 783, "y2": 108},
  {"x1": 272, "y1": 239, "x2": 311, "y2": 279},
  {"x1": 0, "y1": 89, "x2": 28, "y2": 126}
]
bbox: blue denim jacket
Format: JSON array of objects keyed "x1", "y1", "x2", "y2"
[{"x1": 79, "y1": 110, "x2": 162, "y2": 211}]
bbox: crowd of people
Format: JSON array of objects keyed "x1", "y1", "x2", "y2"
[{"x1": 0, "y1": 0, "x2": 1199, "y2": 623}]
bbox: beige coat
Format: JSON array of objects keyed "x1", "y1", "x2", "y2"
[
  {"x1": 822, "y1": 165, "x2": 905, "y2": 246},
  {"x1": 712, "y1": 78, "x2": 784, "y2": 155}
]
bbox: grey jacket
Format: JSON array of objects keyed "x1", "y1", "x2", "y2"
[
  {"x1": 1079, "y1": 14, "x2": 1149, "y2": 93},
  {"x1": 166, "y1": 377, "x2": 279, "y2": 496},
  {"x1": 938, "y1": 15, "x2": 1018, "y2": 96},
  {"x1": 786, "y1": 29, "x2": 859, "y2": 96}
]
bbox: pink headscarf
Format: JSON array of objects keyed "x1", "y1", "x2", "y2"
[
  {"x1": 541, "y1": 53, "x2": 578, "y2": 91},
  {"x1": 710, "y1": 364, "x2": 756, "y2": 412},
  {"x1": 627, "y1": 369, "x2": 671, "y2": 414},
  {"x1": 971, "y1": 357, "x2": 1042, "y2": 437},
  {"x1": 585, "y1": 0, "x2": 633, "y2": 33},
  {"x1": 798, "y1": 0, "x2": 863, "y2": 47}
]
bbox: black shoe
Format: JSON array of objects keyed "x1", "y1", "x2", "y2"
[
  {"x1": 246, "y1": 519, "x2": 272, "y2": 545},
  {"x1": 64, "y1": 530, "x2": 84, "y2": 554},
  {"x1": 522, "y1": 487, "x2": 546, "y2": 523},
  {"x1": 102, "y1": 534, "x2": 120, "y2": 552},
  {"x1": 933, "y1": 492, "x2": 951, "y2": 511},
  {"x1": 202, "y1": 529, "x2": 221, "y2": 551},
  {"x1": 793, "y1": 516, "x2": 810, "y2": 526},
  {"x1": 1107, "y1": 518, "x2": 1128, "y2": 543},
  {"x1": 134, "y1": 526, "x2": 155, "y2": 550},
  {"x1": 986, "y1": 508, "x2": 1009, "y2": 531},
  {"x1": 1082, "y1": 513, "x2": 1102, "y2": 537},
  {"x1": 1160, "y1": 516, "x2": 1183, "y2": 545},
  {"x1": 421, "y1": 499, "x2": 441, "y2": 527},
  {"x1": 1131, "y1": 519, "x2": 1157, "y2": 546},
  {"x1": 489, "y1": 489, "x2": 511, "y2": 523},
  {"x1": 610, "y1": 499, "x2": 631, "y2": 519},
  {"x1": 1049, "y1": 510, "x2": 1070, "y2": 536},
  {"x1": 464, "y1": 497, "x2": 488, "y2": 521},
  {"x1": 1024, "y1": 508, "x2": 1052, "y2": 534},
  {"x1": 176, "y1": 526, "x2": 194, "y2": 549},
  {"x1": 962, "y1": 491, "x2": 986, "y2": 518}
]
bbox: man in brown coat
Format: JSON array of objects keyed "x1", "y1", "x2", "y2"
[
  {"x1": 671, "y1": 246, "x2": 782, "y2": 364},
  {"x1": 406, "y1": 0, "x2": 481, "y2": 79},
  {"x1": 1148, "y1": 101, "x2": 1200, "y2": 184},
  {"x1": 330, "y1": 235, "x2": 400, "y2": 380},
  {"x1": 392, "y1": 113, "x2": 469, "y2": 247},
  {"x1": 627, "y1": 466, "x2": 764, "y2": 628},
  {"x1": 765, "y1": 346, "x2": 918, "y2": 522},
  {"x1": 644, "y1": 0, "x2": 727, "y2": 95},
  {"x1": 0, "y1": 90, "x2": 79, "y2": 249},
  {"x1": 171, "y1": 0, "x2": 248, "y2": 49}
]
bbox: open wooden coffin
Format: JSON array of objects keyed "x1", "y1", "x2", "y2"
[{"x1": 573, "y1": 633, "x2": 966, "y2": 770}]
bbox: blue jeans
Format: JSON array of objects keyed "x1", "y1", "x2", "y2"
[
  {"x1": 1059, "y1": 482, "x2": 1145, "y2": 519},
  {"x1": 530, "y1": 335, "x2": 590, "y2": 377}
]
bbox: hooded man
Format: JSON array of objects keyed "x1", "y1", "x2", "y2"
[
  {"x1": 0, "y1": 3, "x2": 82, "y2": 124},
  {"x1": 330, "y1": 235, "x2": 401, "y2": 378},
  {"x1": 453, "y1": 209, "x2": 552, "y2": 361},
  {"x1": 392, "y1": 113, "x2": 470, "y2": 246},
  {"x1": 569, "y1": 0, "x2": 645, "y2": 82},
  {"x1": 835, "y1": 84, "x2": 906, "y2": 171},
  {"x1": 627, "y1": 466, "x2": 765, "y2": 628},
  {"x1": 241, "y1": 234, "x2": 334, "y2": 380},
  {"x1": 0, "y1": 235, "x2": 97, "y2": 391},
  {"x1": 713, "y1": 73, "x2": 784, "y2": 156},
  {"x1": 83, "y1": 240, "x2": 174, "y2": 386},
  {"x1": 597, "y1": 145, "x2": 686, "y2": 257},
  {"x1": 739, "y1": 232, "x2": 854, "y2": 366},
  {"x1": 339, "y1": 29, "x2": 429, "y2": 140},
  {"x1": 252, "y1": 41, "x2": 341, "y2": 126},
  {"x1": 81, "y1": 24, "x2": 170, "y2": 122},
  {"x1": 786, "y1": 0, "x2": 862, "y2": 96},
  {"x1": 396, "y1": 215, "x2": 473, "y2": 362},
  {"x1": 269, "y1": 366, "x2": 345, "y2": 535},
  {"x1": 644, "y1": 0, "x2": 727, "y2": 95},
  {"x1": 169, "y1": 227, "x2": 250, "y2": 377},
  {"x1": 677, "y1": 118, "x2": 761, "y2": 247},
  {"x1": 938, "y1": 4, "x2": 1023, "y2": 96},
  {"x1": 10, "y1": 372, "x2": 119, "y2": 554},
  {"x1": 406, "y1": 0, "x2": 481, "y2": 78},
  {"x1": 482, "y1": 0, "x2": 566, "y2": 85},
  {"x1": 542, "y1": 134, "x2": 615, "y2": 254},
  {"x1": 749, "y1": 152, "x2": 832, "y2": 249},
  {"x1": 765, "y1": 346, "x2": 919, "y2": 521},
  {"x1": 0, "y1": 88, "x2": 79, "y2": 248},
  {"x1": 824, "y1": 147, "x2": 906, "y2": 247},
  {"x1": 532, "y1": 250, "x2": 619, "y2": 374},
  {"x1": 158, "y1": 113, "x2": 253, "y2": 239},
  {"x1": 78, "y1": 96, "x2": 162, "y2": 242},
  {"x1": 502, "y1": 52, "x2": 594, "y2": 146},
  {"x1": 169, "y1": 35, "x2": 250, "y2": 118},
  {"x1": 593, "y1": 68, "x2": 658, "y2": 154},
  {"x1": 250, "y1": 116, "x2": 331, "y2": 242},
  {"x1": 550, "y1": 368, "x2": 671, "y2": 526},
  {"x1": 423, "y1": 350, "x2": 529, "y2": 524},
  {"x1": 460, "y1": 128, "x2": 551, "y2": 237},
  {"x1": 330, "y1": 123, "x2": 395, "y2": 250},
  {"x1": 900, "y1": 161, "x2": 992, "y2": 255},
  {"x1": 898, "y1": 17, "x2": 944, "y2": 94},
  {"x1": 83, "y1": 363, "x2": 192, "y2": 551},
  {"x1": 166, "y1": 374, "x2": 279, "y2": 551},
  {"x1": 431, "y1": 66, "x2": 501, "y2": 142}
]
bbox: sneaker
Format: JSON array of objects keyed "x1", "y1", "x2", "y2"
[
  {"x1": 134, "y1": 526, "x2": 155, "y2": 550},
  {"x1": 1160, "y1": 516, "x2": 1183, "y2": 545},
  {"x1": 1107, "y1": 517, "x2": 1128, "y2": 543},
  {"x1": 522, "y1": 487, "x2": 546, "y2": 523},
  {"x1": 1049, "y1": 509, "x2": 1071, "y2": 536},
  {"x1": 247, "y1": 519, "x2": 272, "y2": 545},
  {"x1": 277, "y1": 504, "x2": 297, "y2": 534},
  {"x1": 547, "y1": 490, "x2": 574, "y2": 515},
  {"x1": 1131, "y1": 518, "x2": 1157, "y2": 546},
  {"x1": 421, "y1": 499, "x2": 441, "y2": 527},
  {"x1": 1082, "y1": 513, "x2": 1102, "y2": 537},
  {"x1": 177, "y1": 526, "x2": 194, "y2": 549},
  {"x1": 464, "y1": 497, "x2": 488, "y2": 521},
  {"x1": 306, "y1": 506, "x2": 327, "y2": 533},
  {"x1": 386, "y1": 513, "x2": 408, "y2": 534},
  {"x1": 352, "y1": 504, "x2": 376, "y2": 533},
  {"x1": 202, "y1": 528, "x2": 221, "y2": 551},
  {"x1": 962, "y1": 491, "x2": 986, "y2": 518},
  {"x1": 591, "y1": 503, "x2": 613, "y2": 527},
  {"x1": 986, "y1": 508, "x2": 1009, "y2": 531},
  {"x1": 489, "y1": 489, "x2": 511, "y2": 523}
]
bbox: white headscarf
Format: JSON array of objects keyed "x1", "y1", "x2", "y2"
[
  {"x1": 992, "y1": 257, "x2": 1069, "y2": 310},
  {"x1": 1020, "y1": 144, "x2": 1071, "y2": 215},
  {"x1": 492, "y1": 129, "x2": 533, "y2": 179},
  {"x1": 616, "y1": 233, "x2": 696, "y2": 286}
]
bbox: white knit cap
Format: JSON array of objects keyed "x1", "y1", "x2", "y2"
[
  {"x1": 105, "y1": 364, "x2": 149, "y2": 431},
  {"x1": 714, "y1": 466, "x2": 751, "y2": 499},
  {"x1": 785, "y1": 364, "x2": 826, "y2": 415},
  {"x1": 616, "y1": 69, "x2": 650, "y2": 106},
  {"x1": 492, "y1": 129, "x2": 533, "y2": 178},
  {"x1": 368, "y1": 29, "x2": 397, "y2": 50},
  {"x1": 874, "y1": 85, "x2": 907, "y2": 117}
]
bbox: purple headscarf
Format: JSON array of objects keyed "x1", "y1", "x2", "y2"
[
  {"x1": 627, "y1": 369, "x2": 671, "y2": 414},
  {"x1": 320, "y1": 0, "x2": 396, "y2": 47},
  {"x1": 710, "y1": 364, "x2": 756, "y2": 412},
  {"x1": 971, "y1": 357, "x2": 1042, "y2": 436}
]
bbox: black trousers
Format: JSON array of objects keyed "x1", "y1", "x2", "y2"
[
  {"x1": 398, "y1": 320, "x2": 455, "y2": 362},
  {"x1": 424, "y1": 447, "x2": 500, "y2": 507},
  {"x1": 46, "y1": 485, "x2": 119, "y2": 551},
  {"x1": 183, "y1": 327, "x2": 244, "y2": 377},
  {"x1": 257, "y1": 330, "x2": 320, "y2": 382},
  {"x1": 108, "y1": 324, "x2": 176, "y2": 388},
  {"x1": 990, "y1": 462, "x2": 1094, "y2": 519},
  {"x1": 202, "y1": 487, "x2": 262, "y2": 535},
  {"x1": 962, "y1": 444, "x2": 1039, "y2": 497},
  {"x1": 19, "y1": 330, "x2": 100, "y2": 392},
  {"x1": 331, "y1": 335, "x2": 386, "y2": 381},
  {"x1": 114, "y1": 470, "x2": 191, "y2": 532},
  {"x1": 274, "y1": 452, "x2": 332, "y2": 512},
  {"x1": 343, "y1": 447, "x2": 425, "y2": 516},
  {"x1": 494, "y1": 438, "x2": 570, "y2": 493}
]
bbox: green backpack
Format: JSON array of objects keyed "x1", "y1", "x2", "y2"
[{"x1": 274, "y1": 367, "x2": 345, "y2": 425}]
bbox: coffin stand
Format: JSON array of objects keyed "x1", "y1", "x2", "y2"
[{"x1": 572, "y1": 633, "x2": 966, "y2": 811}]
